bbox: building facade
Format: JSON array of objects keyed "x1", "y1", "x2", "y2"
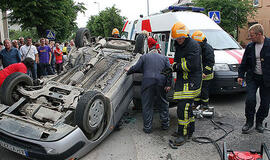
[
  {"x1": 0, "y1": 10, "x2": 9, "y2": 42},
  {"x1": 238, "y1": 0, "x2": 270, "y2": 47}
]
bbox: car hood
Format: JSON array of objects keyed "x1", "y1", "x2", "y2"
[{"x1": 214, "y1": 49, "x2": 244, "y2": 64}]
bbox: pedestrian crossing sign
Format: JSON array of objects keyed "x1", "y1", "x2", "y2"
[
  {"x1": 208, "y1": 11, "x2": 221, "y2": 24},
  {"x1": 46, "y1": 30, "x2": 55, "y2": 40}
]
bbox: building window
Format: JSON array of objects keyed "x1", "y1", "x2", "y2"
[{"x1": 253, "y1": 0, "x2": 259, "y2": 6}]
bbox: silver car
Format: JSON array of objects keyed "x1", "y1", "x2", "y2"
[{"x1": 0, "y1": 28, "x2": 147, "y2": 160}]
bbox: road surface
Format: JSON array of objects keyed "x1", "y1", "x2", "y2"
[{"x1": 1, "y1": 92, "x2": 270, "y2": 160}]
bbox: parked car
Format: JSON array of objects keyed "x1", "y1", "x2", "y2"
[{"x1": 0, "y1": 28, "x2": 146, "y2": 160}]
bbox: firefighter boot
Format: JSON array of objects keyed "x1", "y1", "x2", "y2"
[
  {"x1": 174, "y1": 136, "x2": 187, "y2": 146},
  {"x1": 242, "y1": 119, "x2": 254, "y2": 134},
  {"x1": 255, "y1": 122, "x2": 264, "y2": 133}
]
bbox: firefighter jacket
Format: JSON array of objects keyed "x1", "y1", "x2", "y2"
[
  {"x1": 238, "y1": 37, "x2": 270, "y2": 87},
  {"x1": 201, "y1": 40, "x2": 215, "y2": 80},
  {"x1": 173, "y1": 37, "x2": 202, "y2": 100}
]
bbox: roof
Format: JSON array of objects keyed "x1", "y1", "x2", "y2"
[{"x1": 141, "y1": 11, "x2": 222, "y2": 32}]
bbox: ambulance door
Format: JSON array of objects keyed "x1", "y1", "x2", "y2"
[
  {"x1": 167, "y1": 35, "x2": 175, "y2": 64},
  {"x1": 154, "y1": 33, "x2": 167, "y2": 56}
]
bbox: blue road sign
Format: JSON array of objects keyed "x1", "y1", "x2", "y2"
[
  {"x1": 208, "y1": 11, "x2": 221, "y2": 24},
  {"x1": 46, "y1": 30, "x2": 55, "y2": 40}
]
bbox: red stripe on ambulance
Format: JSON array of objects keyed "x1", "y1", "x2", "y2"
[
  {"x1": 225, "y1": 50, "x2": 242, "y2": 64},
  {"x1": 232, "y1": 50, "x2": 243, "y2": 57},
  {"x1": 122, "y1": 21, "x2": 129, "y2": 32}
]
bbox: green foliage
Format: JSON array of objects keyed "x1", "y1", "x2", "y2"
[
  {"x1": 86, "y1": 6, "x2": 126, "y2": 37},
  {"x1": 193, "y1": 0, "x2": 257, "y2": 38},
  {"x1": 9, "y1": 29, "x2": 39, "y2": 42},
  {"x1": 0, "y1": 0, "x2": 86, "y2": 42}
]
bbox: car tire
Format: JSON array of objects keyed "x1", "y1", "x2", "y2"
[
  {"x1": 75, "y1": 91, "x2": 107, "y2": 134},
  {"x1": 105, "y1": 40, "x2": 131, "y2": 50},
  {"x1": 75, "y1": 28, "x2": 91, "y2": 48},
  {"x1": 134, "y1": 34, "x2": 148, "y2": 54},
  {"x1": 0, "y1": 72, "x2": 33, "y2": 106}
]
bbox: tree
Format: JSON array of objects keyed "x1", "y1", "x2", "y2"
[
  {"x1": 0, "y1": 0, "x2": 85, "y2": 42},
  {"x1": 86, "y1": 6, "x2": 126, "y2": 37},
  {"x1": 9, "y1": 28, "x2": 39, "y2": 42},
  {"x1": 193, "y1": 0, "x2": 257, "y2": 39}
]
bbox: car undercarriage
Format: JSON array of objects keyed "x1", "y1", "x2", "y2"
[{"x1": 0, "y1": 28, "x2": 147, "y2": 159}]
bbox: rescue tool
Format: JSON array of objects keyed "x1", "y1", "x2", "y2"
[{"x1": 223, "y1": 142, "x2": 270, "y2": 160}]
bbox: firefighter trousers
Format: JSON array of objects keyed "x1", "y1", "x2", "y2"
[
  {"x1": 177, "y1": 99, "x2": 195, "y2": 136},
  {"x1": 194, "y1": 80, "x2": 210, "y2": 106}
]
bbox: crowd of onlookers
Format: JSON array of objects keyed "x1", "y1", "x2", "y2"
[{"x1": 0, "y1": 37, "x2": 76, "y2": 80}]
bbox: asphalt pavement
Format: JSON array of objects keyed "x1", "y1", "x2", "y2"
[{"x1": 1, "y1": 92, "x2": 270, "y2": 160}]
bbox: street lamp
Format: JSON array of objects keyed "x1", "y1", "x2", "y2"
[{"x1": 93, "y1": 2, "x2": 100, "y2": 13}]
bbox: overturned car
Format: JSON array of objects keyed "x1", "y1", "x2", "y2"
[{"x1": 0, "y1": 28, "x2": 147, "y2": 160}]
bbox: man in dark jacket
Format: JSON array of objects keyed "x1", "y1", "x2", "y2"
[
  {"x1": 238, "y1": 23, "x2": 270, "y2": 134},
  {"x1": 0, "y1": 39, "x2": 22, "y2": 68},
  {"x1": 171, "y1": 22, "x2": 202, "y2": 146},
  {"x1": 125, "y1": 46, "x2": 172, "y2": 134},
  {"x1": 192, "y1": 31, "x2": 215, "y2": 108}
]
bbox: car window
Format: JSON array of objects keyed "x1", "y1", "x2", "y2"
[{"x1": 170, "y1": 29, "x2": 241, "y2": 52}]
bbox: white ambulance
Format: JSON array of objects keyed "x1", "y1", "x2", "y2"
[{"x1": 122, "y1": 6, "x2": 246, "y2": 94}]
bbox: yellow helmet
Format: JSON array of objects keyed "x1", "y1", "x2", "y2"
[
  {"x1": 112, "y1": 28, "x2": 119, "y2": 36},
  {"x1": 191, "y1": 31, "x2": 206, "y2": 42},
  {"x1": 171, "y1": 22, "x2": 189, "y2": 39}
]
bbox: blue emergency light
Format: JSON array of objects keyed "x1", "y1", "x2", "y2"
[{"x1": 168, "y1": 6, "x2": 205, "y2": 12}]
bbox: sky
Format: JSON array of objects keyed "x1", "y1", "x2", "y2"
[{"x1": 75, "y1": 0, "x2": 178, "y2": 28}]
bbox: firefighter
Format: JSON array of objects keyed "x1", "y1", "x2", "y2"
[
  {"x1": 191, "y1": 31, "x2": 215, "y2": 109},
  {"x1": 112, "y1": 28, "x2": 120, "y2": 38},
  {"x1": 171, "y1": 22, "x2": 202, "y2": 146}
]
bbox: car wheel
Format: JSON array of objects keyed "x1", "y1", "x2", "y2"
[
  {"x1": 105, "y1": 40, "x2": 131, "y2": 50},
  {"x1": 75, "y1": 28, "x2": 91, "y2": 48},
  {"x1": 75, "y1": 91, "x2": 107, "y2": 134},
  {"x1": 134, "y1": 34, "x2": 148, "y2": 54},
  {"x1": 0, "y1": 72, "x2": 33, "y2": 106}
]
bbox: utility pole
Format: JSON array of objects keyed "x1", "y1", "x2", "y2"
[{"x1": 147, "y1": 0, "x2": 149, "y2": 16}]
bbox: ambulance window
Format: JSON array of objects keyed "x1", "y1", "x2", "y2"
[
  {"x1": 190, "y1": 29, "x2": 241, "y2": 50},
  {"x1": 121, "y1": 32, "x2": 128, "y2": 39},
  {"x1": 170, "y1": 29, "x2": 241, "y2": 51},
  {"x1": 162, "y1": 35, "x2": 166, "y2": 41},
  {"x1": 170, "y1": 40, "x2": 176, "y2": 52}
]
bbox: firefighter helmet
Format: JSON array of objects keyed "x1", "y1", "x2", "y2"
[
  {"x1": 191, "y1": 31, "x2": 206, "y2": 42},
  {"x1": 171, "y1": 22, "x2": 189, "y2": 39},
  {"x1": 112, "y1": 28, "x2": 120, "y2": 36}
]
